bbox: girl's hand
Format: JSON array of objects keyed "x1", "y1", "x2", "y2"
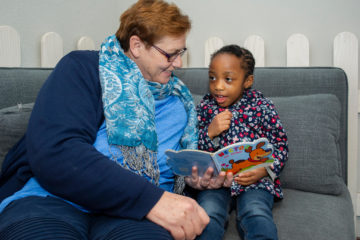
[
  {"x1": 234, "y1": 167, "x2": 268, "y2": 186},
  {"x1": 185, "y1": 166, "x2": 233, "y2": 190},
  {"x1": 208, "y1": 110, "x2": 232, "y2": 140}
]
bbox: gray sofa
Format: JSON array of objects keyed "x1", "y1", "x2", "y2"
[{"x1": 0, "y1": 66, "x2": 356, "y2": 239}]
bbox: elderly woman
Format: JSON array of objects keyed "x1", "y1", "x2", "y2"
[{"x1": 0, "y1": 0, "x2": 232, "y2": 239}]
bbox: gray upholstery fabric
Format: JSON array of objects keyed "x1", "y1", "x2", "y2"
[
  {"x1": 0, "y1": 67, "x2": 51, "y2": 109},
  {"x1": 0, "y1": 103, "x2": 34, "y2": 165},
  {"x1": 271, "y1": 94, "x2": 343, "y2": 195},
  {"x1": 272, "y1": 188, "x2": 354, "y2": 240},
  {"x1": 224, "y1": 188, "x2": 354, "y2": 240},
  {"x1": 192, "y1": 94, "x2": 203, "y2": 107},
  {"x1": 253, "y1": 67, "x2": 348, "y2": 183}
]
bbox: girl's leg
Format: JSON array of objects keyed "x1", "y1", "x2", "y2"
[
  {"x1": 236, "y1": 189, "x2": 278, "y2": 240},
  {"x1": 0, "y1": 196, "x2": 89, "y2": 240},
  {"x1": 90, "y1": 215, "x2": 172, "y2": 240},
  {"x1": 196, "y1": 188, "x2": 232, "y2": 240}
]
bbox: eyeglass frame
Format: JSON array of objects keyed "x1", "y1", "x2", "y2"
[{"x1": 152, "y1": 45, "x2": 187, "y2": 62}]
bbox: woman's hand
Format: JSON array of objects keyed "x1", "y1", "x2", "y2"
[
  {"x1": 234, "y1": 167, "x2": 268, "y2": 186},
  {"x1": 147, "y1": 191, "x2": 209, "y2": 240},
  {"x1": 185, "y1": 166, "x2": 233, "y2": 190}
]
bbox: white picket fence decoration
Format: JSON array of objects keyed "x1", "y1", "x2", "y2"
[
  {"x1": 286, "y1": 33, "x2": 310, "y2": 67},
  {"x1": 77, "y1": 36, "x2": 95, "y2": 50},
  {"x1": 0, "y1": 26, "x2": 21, "y2": 67},
  {"x1": 244, "y1": 35, "x2": 265, "y2": 67},
  {"x1": 333, "y1": 32, "x2": 359, "y2": 213},
  {"x1": 181, "y1": 50, "x2": 189, "y2": 68},
  {"x1": 204, "y1": 36, "x2": 224, "y2": 67},
  {"x1": 41, "y1": 32, "x2": 63, "y2": 68}
]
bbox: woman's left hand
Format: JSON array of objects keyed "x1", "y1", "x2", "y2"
[{"x1": 185, "y1": 166, "x2": 233, "y2": 190}]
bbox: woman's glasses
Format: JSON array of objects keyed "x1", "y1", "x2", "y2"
[{"x1": 152, "y1": 45, "x2": 187, "y2": 62}]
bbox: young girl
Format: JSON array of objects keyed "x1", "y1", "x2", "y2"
[{"x1": 196, "y1": 45, "x2": 288, "y2": 240}]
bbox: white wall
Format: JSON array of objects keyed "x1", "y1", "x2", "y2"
[{"x1": 0, "y1": 0, "x2": 121, "y2": 66}]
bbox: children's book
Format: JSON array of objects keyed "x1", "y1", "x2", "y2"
[{"x1": 165, "y1": 138, "x2": 274, "y2": 177}]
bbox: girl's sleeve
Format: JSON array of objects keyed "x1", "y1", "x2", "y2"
[
  {"x1": 26, "y1": 51, "x2": 164, "y2": 220},
  {"x1": 260, "y1": 99, "x2": 289, "y2": 179},
  {"x1": 196, "y1": 101, "x2": 218, "y2": 152}
]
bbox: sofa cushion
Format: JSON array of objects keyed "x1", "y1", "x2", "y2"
[
  {"x1": 271, "y1": 94, "x2": 343, "y2": 195},
  {"x1": 0, "y1": 103, "x2": 34, "y2": 165},
  {"x1": 272, "y1": 188, "x2": 354, "y2": 240},
  {"x1": 192, "y1": 94, "x2": 203, "y2": 107}
]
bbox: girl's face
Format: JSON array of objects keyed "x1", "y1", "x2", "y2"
[
  {"x1": 137, "y1": 34, "x2": 186, "y2": 84},
  {"x1": 209, "y1": 53, "x2": 253, "y2": 108}
]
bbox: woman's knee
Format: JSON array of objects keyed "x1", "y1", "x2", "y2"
[
  {"x1": 0, "y1": 196, "x2": 89, "y2": 240},
  {"x1": 90, "y1": 217, "x2": 172, "y2": 240},
  {"x1": 0, "y1": 217, "x2": 86, "y2": 240}
]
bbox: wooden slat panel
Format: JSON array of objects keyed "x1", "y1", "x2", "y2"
[
  {"x1": 41, "y1": 32, "x2": 63, "y2": 68},
  {"x1": 181, "y1": 50, "x2": 188, "y2": 68},
  {"x1": 244, "y1": 35, "x2": 265, "y2": 67},
  {"x1": 333, "y1": 31, "x2": 359, "y2": 218},
  {"x1": 204, "y1": 36, "x2": 224, "y2": 67},
  {"x1": 358, "y1": 90, "x2": 360, "y2": 113},
  {"x1": 77, "y1": 36, "x2": 95, "y2": 50},
  {"x1": 287, "y1": 33, "x2": 309, "y2": 67},
  {"x1": 0, "y1": 26, "x2": 21, "y2": 67}
]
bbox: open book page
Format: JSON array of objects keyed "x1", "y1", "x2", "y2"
[
  {"x1": 213, "y1": 138, "x2": 274, "y2": 176},
  {"x1": 165, "y1": 138, "x2": 275, "y2": 177},
  {"x1": 165, "y1": 149, "x2": 218, "y2": 176}
]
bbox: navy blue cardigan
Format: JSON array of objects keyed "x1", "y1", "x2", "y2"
[{"x1": 0, "y1": 51, "x2": 164, "y2": 219}]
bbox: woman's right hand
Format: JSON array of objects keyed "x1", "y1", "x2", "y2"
[{"x1": 146, "y1": 191, "x2": 209, "y2": 240}]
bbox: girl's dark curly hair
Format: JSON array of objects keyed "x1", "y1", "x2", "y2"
[{"x1": 211, "y1": 44, "x2": 255, "y2": 78}]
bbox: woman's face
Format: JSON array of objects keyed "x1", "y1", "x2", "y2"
[{"x1": 137, "y1": 34, "x2": 187, "y2": 84}]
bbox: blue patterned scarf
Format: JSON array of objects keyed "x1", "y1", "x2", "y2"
[{"x1": 99, "y1": 35, "x2": 197, "y2": 192}]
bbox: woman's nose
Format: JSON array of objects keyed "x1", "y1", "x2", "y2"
[{"x1": 172, "y1": 54, "x2": 182, "y2": 68}]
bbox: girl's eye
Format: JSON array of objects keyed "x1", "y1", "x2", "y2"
[
  {"x1": 209, "y1": 76, "x2": 216, "y2": 81},
  {"x1": 226, "y1": 77, "x2": 232, "y2": 82}
]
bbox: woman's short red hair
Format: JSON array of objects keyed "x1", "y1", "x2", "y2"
[{"x1": 116, "y1": 0, "x2": 191, "y2": 51}]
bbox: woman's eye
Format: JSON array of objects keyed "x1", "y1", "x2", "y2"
[
  {"x1": 209, "y1": 76, "x2": 216, "y2": 81},
  {"x1": 226, "y1": 77, "x2": 232, "y2": 82}
]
